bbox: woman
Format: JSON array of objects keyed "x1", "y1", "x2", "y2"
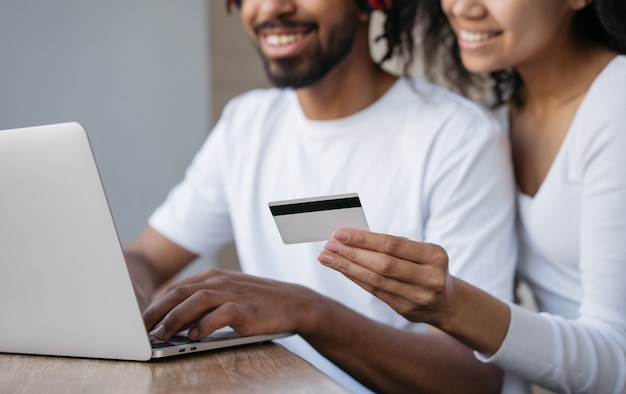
[{"x1": 318, "y1": 0, "x2": 626, "y2": 392}]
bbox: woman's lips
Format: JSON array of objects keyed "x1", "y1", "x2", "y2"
[
  {"x1": 459, "y1": 30, "x2": 496, "y2": 42},
  {"x1": 456, "y1": 29, "x2": 501, "y2": 49}
]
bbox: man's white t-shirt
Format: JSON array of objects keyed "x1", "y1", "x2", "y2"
[{"x1": 150, "y1": 77, "x2": 518, "y2": 393}]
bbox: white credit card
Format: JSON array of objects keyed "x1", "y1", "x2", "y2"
[{"x1": 268, "y1": 193, "x2": 369, "y2": 244}]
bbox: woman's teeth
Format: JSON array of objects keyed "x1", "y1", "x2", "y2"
[{"x1": 459, "y1": 30, "x2": 493, "y2": 42}]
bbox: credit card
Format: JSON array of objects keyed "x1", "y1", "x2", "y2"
[{"x1": 268, "y1": 193, "x2": 369, "y2": 244}]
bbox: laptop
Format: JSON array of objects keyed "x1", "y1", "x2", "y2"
[{"x1": 0, "y1": 122, "x2": 291, "y2": 360}]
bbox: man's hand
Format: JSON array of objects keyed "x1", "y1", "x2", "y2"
[{"x1": 143, "y1": 269, "x2": 319, "y2": 341}]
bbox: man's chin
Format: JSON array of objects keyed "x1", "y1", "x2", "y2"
[
  {"x1": 264, "y1": 65, "x2": 317, "y2": 89},
  {"x1": 267, "y1": 75, "x2": 313, "y2": 89}
]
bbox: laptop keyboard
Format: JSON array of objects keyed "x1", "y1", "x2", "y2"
[{"x1": 149, "y1": 330, "x2": 242, "y2": 349}]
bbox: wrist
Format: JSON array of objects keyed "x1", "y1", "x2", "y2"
[
  {"x1": 435, "y1": 278, "x2": 510, "y2": 356},
  {"x1": 290, "y1": 285, "x2": 327, "y2": 336},
  {"x1": 292, "y1": 286, "x2": 348, "y2": 340},
  {"x1": 431, "y1": 275, "x2": 464, "y2": 332}
]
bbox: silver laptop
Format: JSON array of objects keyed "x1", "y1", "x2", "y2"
[{"x1": 0, "y1": 122, "x2": 290, "y2": 360}]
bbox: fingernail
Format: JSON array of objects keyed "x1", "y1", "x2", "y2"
[
  {"x1": 324, "y1": 240, "x2": 340, "y2": 252},
  {"x1": 333, "y1": 230, "x2": 349, "y2": 241},
  {"x1": 318, "y1": 252, "x2": 334, "y2": 265},
  {"x1": 188, "y1": 328, "x2": 199, "y2": 340},
  {"x1": 154, "y1": 324, "x2": 167, "y2": 340}
]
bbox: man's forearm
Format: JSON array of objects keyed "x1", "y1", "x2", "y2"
[
  {"x1": 123, "y1": 251, "x2": 163, "y2": 312},
  {"x1": 299, "y1": 296, "x2": 503, "y2": 394}
]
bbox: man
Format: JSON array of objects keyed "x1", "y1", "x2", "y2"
[{"x1": 125, "y1": 0, "x2": 517, "y2": 392}]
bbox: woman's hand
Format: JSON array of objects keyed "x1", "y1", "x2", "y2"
[
  {"x1": 318, "y1": 227, "x2": 511, "y2": 356},
  {"x1": 318, "y1": 228, "x2": 454, "y2": 326}
]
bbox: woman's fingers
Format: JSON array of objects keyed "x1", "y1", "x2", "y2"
[
  {"x1": 332, "y1": 228, "x2": 448, "y2": 266},
  {"x1": 319, "y1": 228, "x2": 451, "y2": 322}
]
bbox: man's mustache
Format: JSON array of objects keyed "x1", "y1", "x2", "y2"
[{"x1": 253, "y1": 19, "x2": 317, "y2": 34}]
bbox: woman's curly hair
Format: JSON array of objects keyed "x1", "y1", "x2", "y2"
[{"x1": 373, "y1": 1, "x2": 420, "y2": 77}]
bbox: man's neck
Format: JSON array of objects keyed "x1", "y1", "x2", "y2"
[{"x1": 294, "y1": 30, "x2": 398, "y2": 121}]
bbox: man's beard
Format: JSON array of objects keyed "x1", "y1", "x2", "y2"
[{"x1": 258, "y1": 20, "x2": 358, "y2": 89}]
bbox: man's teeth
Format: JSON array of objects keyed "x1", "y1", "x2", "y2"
[
  {"x1": 266, "y1": 33, "x2": 303, "y2": 46},
  {"x1": 459, "y1": 30, "x2": 493, "y2": 42}
]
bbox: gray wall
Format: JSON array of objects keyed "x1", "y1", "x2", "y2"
[
  {"x1": 0, "y1": 1, "x2": 211, "y2": 251},
  {"x1": 209, "y1": 2, "x2": 270, "y2": 124}
]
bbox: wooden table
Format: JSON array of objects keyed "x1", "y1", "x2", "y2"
[{"x1": 0, "y1": 342, "x2": 348, "y2": 393}]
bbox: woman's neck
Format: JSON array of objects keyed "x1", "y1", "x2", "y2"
[{"x1": 514, "y1": 44, "x2": 616, "y2": 115}]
